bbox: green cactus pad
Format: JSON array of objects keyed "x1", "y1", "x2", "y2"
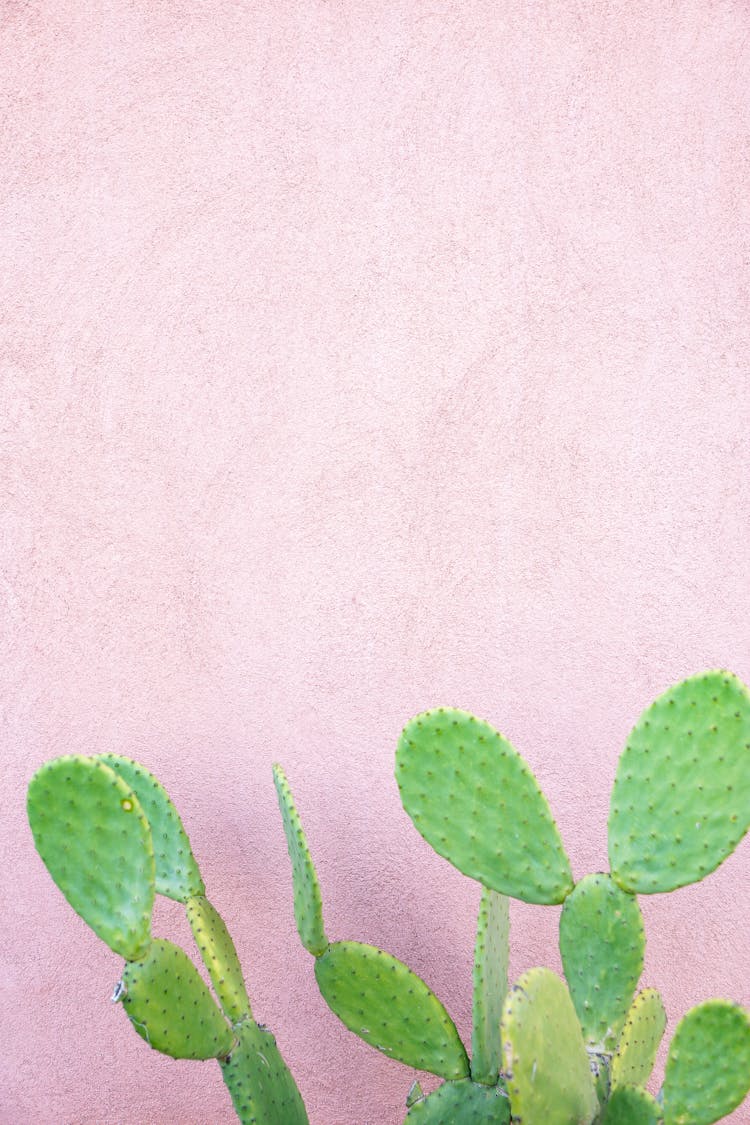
[
  {"x1": 559, "y1": 873, "x2": 645, "y2": 1052},
  {"x1": 121, "y1": 938, "x2": 233, "y2": 1059},
  {"x1": 272, "y1": 765, "x2": 328, "y2": 956},
  {"x1": 396, "y1": 709, "x2": 574, "y2": 904},
  {"x1": 611, "y1": 988, "x2": 666, "y2": 1090},
  {"x1": 501, "y1": 967, "x2": 598, "y2": 1125},
  {"x1": 662, "y1": 1000, "x2": 750, "y2": 1125},
  {"x1": 100, "y1": 754, "x2": 204, "y2": 902},
  {"x1": 314, "y1": 941, "x2": 469, "y2": 1078},
  {"x1": 220, "y1": 1018, "x2": 309, "y2": 1125},
  {"x1": 405, "y1": 1078, "x2": 511, "y2": 1123},
  {"x1": 471, "y1": 888, "x2": 509, "y2": 1084},
  {"x1": 187, "y1": 895, "x2": 251, "y2": 1023},
  {"x1": 27, "y1": 755, "x2": 155, "y2": 960},
  {"x1": 609, "y1": 671, "x2": 750, "y2": 894},
  {"x1": 600, "y1": 1085, "x2": 661, "y2": 1125}
]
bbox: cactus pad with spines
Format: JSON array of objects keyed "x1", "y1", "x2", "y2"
[
  {"x1": 600, "y1": 1085, "x2": 661, "y2": 1125},
  {"x1": 27, "y1": 755, "x2": 154, "y2": 960},
  {"x1": 220, "y1": 1018, "x2": 309, "y2": 1125},
  {"x1": 404, "y1": 1078, "x2": 511, "y2": 1123},
  {"x1": 501, "y1": 967, "x2": 598, "y2": 1125},
  {"x1": 100, "y1": 753, "x2": 204, "y2": 902},
  {"x1": 120, "y1": 938, "x2": 233, "y2": 1059},
  {"x1": 314, "y1": 940, "x2": 469, "y2": 1078},
  {"x1": 396, "y1": 709, "x2": 573, "y2": 904},
  {"x1": 559, "y1": 873, "x2": 644, "y2": 1051},
  {"x1": 610, "y1": 988, "x2": 666, "y2": 1090},
  {"x1": 187, "y1": 895, "x2": 251, "y2": 1023},
  {"x1": 272, "y1": 764, "x2": 328, "y2": 956},
  {"x1": 609, "y1": 671, "x2": 750, "y2": 894},
  {"x1": 662, "y1": 1000, "x2": 750, "y2": 1125},
  {"x1": 471, "y1": 888, "x2": 509, "y2": 1084}
]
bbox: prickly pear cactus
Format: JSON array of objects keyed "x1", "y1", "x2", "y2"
[{"x1": 28, "y1": 754, "x2": 307, "y2": 1125}]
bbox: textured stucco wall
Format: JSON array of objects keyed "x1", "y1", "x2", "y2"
[{"x1": 2, "y1": 3, "x2": 749, "y2": 1122}]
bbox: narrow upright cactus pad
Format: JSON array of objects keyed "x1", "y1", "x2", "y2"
[
  {"x1": 396, "y1": 709, "x2": 573, "y2": 904},
  {"x1": 662, "y1": 1000, "x2": 750, "y2": 1125},
  {"x1": 610, "y1": 988, "x2": 666, "y2": 1090},
  {"x1": 220, "y1": 1018, "x2": 309, "y2": 1125},
  {"x1": 121, "y1": 938, "x2": 233, "y2": 1059},
  {"x1": 559, "y1": 873, "x2": 644, "y2": 1051},
  {"x1": 501, "y1": 967, "x2": 598, "y2": 1125},
  {"x1": 314, "y1": 941, "x2": 469, "y2": 1078},
  {"x1": 27, "y1": 756, "x2": 154, "y2": 960},
  {"x1": 609, "y1": 671, "x2": 750, "y2": 894},
  {"x1": 471, "y1": 888, "x2": 509, "y2": 1084},
  {"x1": 100, "y1": 754, "x2": 205, "y2": 902},
  {"x1": 600, "y1": 1085, "x2": 660, "y2": 1125},
  {"x1": 187, "y1": 895, "x2": 251, "y2": 1023},
  {"x1": 405, "y1": 1078, "x2": 511, "y2": 1123},
  {"x1": 272, "y1": 765, "x2": 328, "y2": 956}
]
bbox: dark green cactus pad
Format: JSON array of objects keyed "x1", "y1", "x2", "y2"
[
  {"x1": 609, "y1": 671, "x2": 750, "y2": 894},
  {"x1": 220, "y1": 1018, "x2": 309, "y2": 1125},
  {"x1": 27, "y1": 755, "x2": 155, "y2": 960},
  {"x1": 610, "y1": 988, "x2": 666, "y2": 1090},
  {"x1": 187, "y1": 895, "x2": 252, "y2": 1023},
  {"x1": 600, "y1": 1085, "x2": 661, "y2": 1125},
  {"x1": 501, "y1": 967, "x2": 598, "y2": 1125},
  {"x1": 662, "y1": 1000, "x2": 750, "y2": 1125},
  {"x1": 272, "y1": 765, "x2": 328, "y2": 956},
  {"x1": 471, "y1": 888, "x2": 509, "y2": 1084},
  {"x1": 404, "y1": 1078, "x2": 511, "y2": 1123},
  {"x1": 314, "y1": 941, "x2": 469, "y2": 1078},
  {"x1": 559, "y1": 873, "x2": 645, "y2": 1052},
  {"x1": 121, "y1": 938, "x2": 233, "y2": 1059},
  {"x1": 396, "y1": 709, "x2": 574, "y2": 904},
  {"x1": 100, "y1": 754, "x2": 205, "y2": 902}
]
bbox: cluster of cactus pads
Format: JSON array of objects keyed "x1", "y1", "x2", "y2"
[
  {"x1": 26, "y1": 754, "x2": 308, "y2": 1125},
  {"x1": 274, "y1": 670, "x2": 750, "y2": 1124},
  {"x1": 27, "y1": 670, "x2": 750, "y2": 1124}
]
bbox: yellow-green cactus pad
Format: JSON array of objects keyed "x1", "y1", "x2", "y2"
[
  {"x1": 220, "y1": 1018, "x2": 309, "y2": 1125},
  {"x1": 609, "y1": 671, "x2": 750, "y2": 894},
  {"x1": 600, "y1": 1085, "x2": 661, "y2": 1125},
  {"x1": 314, "y1": 941, "x2": 469, "y2": 1078},
  {"x1": 100, "y1": 754, "x2": 204, "y2": 902},
  {"x1": 187, "y1": 895, "x2": 251, "y2": 1023},
  {"x1": 396, "y1": 709, "x2": 573, "y2": 904},
  {"x1": 501, "y1": 967, "x2": 598, "y2": 1125},
  {"x1": 610, "y1": 988, "x2": 666, "y2": 1090},
  {"x1": 559, "y1": 874, "x2": 645, "y2": 1052},
  {"x1": 273, "y1": 765, "x2": 328, "y2": 956},
  {"x1": 405, "y1": 1078, "x2": 511, "y2": 1123},
  {"x1": 471, "y1": 888, "x2": 509, "y2": 1084},
  {"x1": 121, "y1": 938, "x2": 233, "y2": 1059},
  {"x1": 27, "y1": 755, "x2": 154, "y2": 960},
  {"x1": 662, "y1": 1000, "x2": 750, "y2": 1125}
]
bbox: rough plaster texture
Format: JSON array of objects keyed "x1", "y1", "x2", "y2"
[{"x1": 2, "y1": 2, "x2": 749, "y2": 1122}]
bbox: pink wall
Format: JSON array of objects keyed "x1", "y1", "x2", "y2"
[{"x1": 3, "y1": 3, "x2": 749, "y2": 1122}]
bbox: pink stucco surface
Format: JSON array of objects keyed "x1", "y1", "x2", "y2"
[{"x1": 2, "y1": 3, "x2": 749, "y2": 1122}]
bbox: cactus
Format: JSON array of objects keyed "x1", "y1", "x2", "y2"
[
  {"x1": 277, "y1": 671, "x2": 750, "y2": 1123},
  {"x1": 27, "y1": 755, "x2": 307, "y2": 1125}
]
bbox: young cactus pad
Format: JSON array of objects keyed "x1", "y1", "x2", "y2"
[
  {"x1": 120, "y1": 938, "x2": 234, "y2": 1059},
  {"x1": 471, "y1": 888, "x2": 509, "y2": 1085},
  {"x1": 100, "y1": 753, "x2": 205, "y2": 903},
  {"x1": 610, "y1": 988, "x2": 666, "y2": 1091},
  {"x1": 608, "y1": 670, "x2": 750, "y2": 894},
  {"x1": 501, "y1": 967, "x2": 598, "y2": 1125},
  {"x1": 600, "y1": 1085, "x2": 661, "y2": 1125},
  {"x1": 396, "y1": 709, "x2": 573, "y2": 904},
  {"x1": 314, "y1": 941, "x2": 470, "y2": 1078},
  {"x1": 559, "y1": 873, "x2": 645, "y2": 1052},
  {"x1": 405, "y1": 1078, "x2": 511, "y2": 1123},
  {"x1": 186, "y1": 895, "x2": 252, "y2": 1023},
  {"x1": 27, "y1": 755, "x2": 155, "y2": 960},
  {"x1": 662, "y1": 1000, "x2": 750, "y2": 1125},
  {"x1": 273, "y1": 764, "x2": 328, "y2": 956}
]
